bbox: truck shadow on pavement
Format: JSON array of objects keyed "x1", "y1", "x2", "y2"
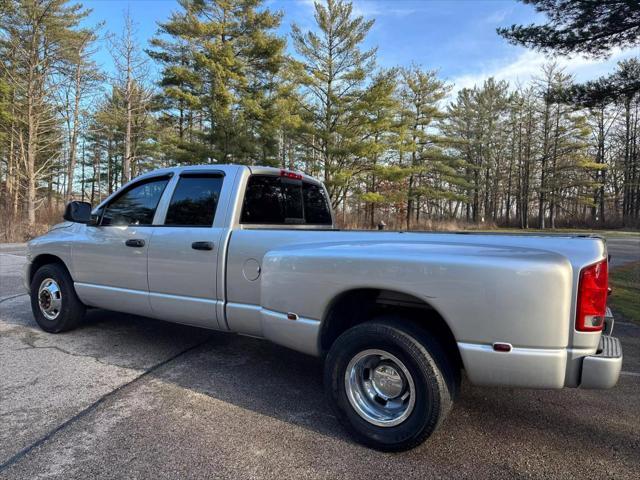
[
  {"x1": 147, "y1": 328, "x2": 347, "y2": 439},
  {"x1": 150, "y1": 326, "x2": 640, "y2": 463}
]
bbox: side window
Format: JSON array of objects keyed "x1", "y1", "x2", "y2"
[
  {"x1": 303, "y1": 182, "x2": 332, "y2": 225},
  {"x1": 101, "y1": 177, "x2": 169, "y2": 226},
  {"x1": 241, "y1": 176, "x2": 284, "y2": 224},
  {"x1": 164, "y1": 175, "x2": 224, "y2": 226}
]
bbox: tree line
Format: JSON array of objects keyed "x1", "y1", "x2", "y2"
[{"x1": 0, "y1": 0, "x2": 639, "y2": 240}]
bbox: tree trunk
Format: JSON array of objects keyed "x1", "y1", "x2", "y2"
[
  {"x1": 65, "y1": 61, "x2": 83, "y2": 202},
  {"x1": 124, "y1": 75, "x2": 132, "y2": 184}
]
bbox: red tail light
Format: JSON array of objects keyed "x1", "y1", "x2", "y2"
[{"x1": 576, "y1": 259, "x2": 608, "y2": 332}]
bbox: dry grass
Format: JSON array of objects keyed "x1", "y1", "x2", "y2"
[{"x1": 0, "y1": 205, "x2": 64, "y2": 243}]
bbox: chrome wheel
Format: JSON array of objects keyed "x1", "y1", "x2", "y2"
[
  {"x1": 345, "y1": 349, "x2": 415, "y2": 427},
  {"x1": 38, "y1": 278, "x2": 62, "y2": 321}
]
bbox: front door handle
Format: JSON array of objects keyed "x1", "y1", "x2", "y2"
[
  {"x1": 192, "y1": 241, "x2": 214, "y2": 251},
  {"x1": 125, "y1": 239, "x2": 145, "y2": 248}
]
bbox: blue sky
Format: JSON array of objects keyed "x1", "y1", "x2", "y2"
[{"x1": 83, "y1": 0, "x2": 638, "y2": 95}]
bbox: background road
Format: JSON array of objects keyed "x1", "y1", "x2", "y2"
[
  {"x1": 0, "y1": 238, "x2": 638, "y2": 479},
  {"x1": 607, "y1": 236, "x2": 640, "y2": 267}
]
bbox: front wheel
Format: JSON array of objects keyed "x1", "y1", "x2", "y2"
[
  {"x1": 324, "y1": 317, "x2": 458, "y2": 451},
  {"x1": 30, "y1": 263, "x2": 85, "y2": 333}
]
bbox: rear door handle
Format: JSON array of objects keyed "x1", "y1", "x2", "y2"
[
  {"x1": 125, "y1": 239, "x2": 145, "y2": 248},
  {"x1": 192, "y1": 241, "x2": 214, "y2": 251}
]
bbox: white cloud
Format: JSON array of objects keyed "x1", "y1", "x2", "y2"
[
  {"x1": 351, "y1": 0, "x2": 417, "y2": 18},
  {"x1": 296, "y1": 0, "x2": 316, "y2": 8},
  {"x1": 482, "y1": 8, "x2": 512, "y2": 24},
  {"x1": 448, "y1": 47, "x2": 637, "y2": 98},
  {"x1": 296, "y1": 0, "x2": 416, "y2": 18}
]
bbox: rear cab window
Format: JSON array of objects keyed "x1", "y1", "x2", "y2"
[
  {"x1": 241, "y1": 175, "x2": 332, "y2": 226},
  {"x1": 303, "y1": 181, "x2": 333, "y2": 225}
]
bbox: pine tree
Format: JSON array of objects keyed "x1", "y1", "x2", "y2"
[
  {"x1": 0, "y1": 76, "x2": 10, "y2": 150},
  {"x1": 291, "y1": 0, "x2": 376, "y2": 208},
  {"x1": 444, "y1": 79, "x2": 510, "y2": 223},
  {"x1": 89, "y1": 81, "x2": 158, "y2": 193},
  {"x1": 149, "y1": 0, "x2": 286, "y2": 164},
  {"x1": 504, "y1": 88, "x2": 536, "y2": 228},
  {"x1": 396, "y1": 66, "x2": 459, "y2": 228},
  {"x1": 497, "y1": 0, "x2": 640, "y2": 57},
  {"x1": 272, "y1": 62, "x2": 306, "y2": 170},
  {"x1": 58, "y1": 26, "x2": 102, "y2": 201},
  {"x1": 108, "y1": 11, "x2": 151, "y2": 183},
  {"x1": 0, "y1": 0, "x2": 92, "y2": 228},
  {"x1": 498, "y1": 1, "x2": 640, "y2": 105},
  {"x1": 545, "y1": 99, "x2": 591, "y2": 229},
  {"x1": 0, "y1": 74, "x2": 13, "y2": 216},
  {"x1": 355, "y1": 69, "x2": 398, "y2": 228},
  {"x1": 616, "y1": 59, "x2": 640, "y2": 223},
  {"x1": 0, "y1": 5, "x2": 19, "y2": 217},
  {"x1": 442, "y1": 88, "x2": 476, "y2": 222}
]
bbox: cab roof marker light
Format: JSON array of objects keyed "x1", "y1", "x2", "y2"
[{"x1": 280, "y1": 169, "x2": 303, "y2": 180}]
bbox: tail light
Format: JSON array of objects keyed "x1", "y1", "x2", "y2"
[{"x1": 576, "y1": 259, "x2": 608, "y2": 332}]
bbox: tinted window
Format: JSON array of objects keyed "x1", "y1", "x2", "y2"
[
  {"x1": 303, "y1": 182, "x2": 332, "y2": 225},
  {"x1": 241, "y1": 175, "x2": 332, "y2": 225},
  {"x1": 241, "y1": 176, "x2": 284, "y2": 224},
  {"x1": 165, "y1": 175, "x2": 223, "y2": 226},
  {"x1": 281, "y1": 179, "x2": 304, "y2": 223},
  {"x1": 101, "y1": 178, "x2": 169, "y2": 226}
]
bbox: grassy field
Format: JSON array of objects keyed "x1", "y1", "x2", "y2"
[{"x1": 609, "y1": 261, "x2": 640, "y2": 324}]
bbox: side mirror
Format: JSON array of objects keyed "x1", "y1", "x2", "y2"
[{"x1": 63, "y1": 201, "x2": 92, "y2": 224}]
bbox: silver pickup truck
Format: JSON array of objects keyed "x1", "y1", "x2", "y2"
[{"x1": 25, "y1": 164, "x2": 622, "y2": 451}]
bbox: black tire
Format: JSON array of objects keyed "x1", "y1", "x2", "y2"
[
  {"x1": 324, "y1": 316, "x2": 459, "y2": 451},
  {"x1": 30, "y1": 263, "x2": 85, "y2": 333}
]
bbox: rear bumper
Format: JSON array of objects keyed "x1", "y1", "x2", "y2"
[
  {"x1": 458, "y1": 331, "x2": 623, "y2": 390},
  {"x1": 580, "y1": 335, "x2": 622, "y2": 389}
]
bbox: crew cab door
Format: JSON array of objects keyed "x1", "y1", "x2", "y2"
[
  {"x1": 147, "y1": 171, "x2": 227, "y2": 329},
  {"x1": 72, "y1": 175, "x2": 171, "y2": 316}
]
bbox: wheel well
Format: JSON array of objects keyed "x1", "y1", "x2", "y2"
[
  {"x1": 319, "y1": 288, "x2": 462, "y2": 369},
  {"x1": 29, "y1": 254, "x2": 70, "y2": 285}
]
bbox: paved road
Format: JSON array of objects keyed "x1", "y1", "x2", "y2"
[
  {"x1": 607, "y1": 236, "x2": 640, "y2": 267},
  {"x1": 0, "y1": 242, "x2": 639, "y2": 479}
]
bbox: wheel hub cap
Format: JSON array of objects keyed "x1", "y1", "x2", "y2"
[
  {"x1": 345, "y1": 349, "x2": 415, "y2": 427},
  {"x1": 371, "y1": 363, "x2": 404, "y2": 399},
  {"x1": 38, "y1": 278, "x2": 62, "y2": 321}
]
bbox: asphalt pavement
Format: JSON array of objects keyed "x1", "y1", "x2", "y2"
[
  {"x1": 0, "y1": 240, "x2": 638, "y2": 479},
  {"x1": 607, "y1": 236, "x2": 640, "y2": 267}
]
